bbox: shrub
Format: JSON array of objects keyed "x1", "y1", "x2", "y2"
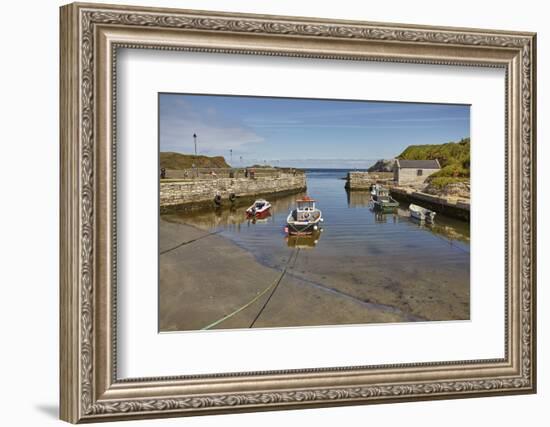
[{"x1": 398, "y1": 137, "x2": 470, "y2": 180}]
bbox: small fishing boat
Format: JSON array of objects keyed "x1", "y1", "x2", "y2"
[
  {"x1": 286, "y1": 196, "x2": 323, "y2": 235},
  {"x1": 245, "y1": 199, "x2": 272, "y2": 219},
  {"x1": 371, "y1": 184, "x2": 399, "y2": 210},
  {"x1": 409, "y1": 203, "x2": 436, "y2": 223}
]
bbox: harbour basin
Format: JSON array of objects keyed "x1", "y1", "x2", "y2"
[{"x1": 160, "y1": 169, "x2": 470, "y2": 331}]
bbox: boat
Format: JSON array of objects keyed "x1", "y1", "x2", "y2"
[
  {"x1": 409, "y1": 203, "x2": 436, "y2": 223},
  {"x1": 245, "y1": 199, "x2": 272, "y2": 219},
  {"x1": 286, "y1": 196, "x2": 323, "y2": 235},
  {"x1": 371, "y1": 184, "x2": 399, "y2": 210}
]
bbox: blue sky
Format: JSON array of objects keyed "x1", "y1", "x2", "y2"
[{"x1": 159, "y1": 93, "x2": 470, "y2": 169}]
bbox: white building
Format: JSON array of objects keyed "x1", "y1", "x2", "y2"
[{"x1": 393, "y1": 159, "x2": 441, "y2": 186}]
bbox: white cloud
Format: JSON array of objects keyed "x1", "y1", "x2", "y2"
[{"x1": 160, "y1": 100, "x2": 264, "y2": 155}]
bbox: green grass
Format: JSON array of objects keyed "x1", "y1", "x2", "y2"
[
  {"x1": 431, "y1": 163, "x2": 470, "y2": 179},
  {"x1": 160, "y1": 152, "x2": 230, "y2": 169}
]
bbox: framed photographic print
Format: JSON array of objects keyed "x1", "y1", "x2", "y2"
[{"x1": 60, "y1": 2, "x2": 537, "y2": 423}]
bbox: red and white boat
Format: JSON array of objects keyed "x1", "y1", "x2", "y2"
[{"x1": 245, "y1": 199, "x2": 272, "y2": 219}]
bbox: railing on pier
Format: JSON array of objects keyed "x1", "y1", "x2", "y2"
[{"x1": 162, "y1": 167, "x2": 305, "y2": 180}]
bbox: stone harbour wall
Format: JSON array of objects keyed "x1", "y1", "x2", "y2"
[
  {"x1": 345, "y1": 172, "x2": 469, "y2": 221},
  {"x1": 345, "y1": 171, "x2": 393, "y2": 190},
  {"x1": 390, "y1": 186, "x2": 470, "y2": 221},
  {"x1": 160, "y1": 174, "x2": 307, "y2": 211}
]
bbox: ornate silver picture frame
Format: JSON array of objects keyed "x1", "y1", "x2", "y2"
[{"x1": 60, "y1": 2, "x2": 536, "y2": 423}]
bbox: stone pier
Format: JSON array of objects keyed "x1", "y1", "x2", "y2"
[
  {"x1": 389, "y1": 186, "x2": 470, "y2": 221},
  {"x1": 160, "y1": 173, "x2": 307, "y2": 212},
  {"x1": 345, "y1": 171, "x2": 393, "y2": 190}
]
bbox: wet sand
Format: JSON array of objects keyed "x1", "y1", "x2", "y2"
[{"x1": 159, "y1": 219, "x2": 415, "y2": 331}]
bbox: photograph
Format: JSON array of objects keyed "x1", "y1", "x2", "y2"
[
  {"x1": 56, "y1": 2, "x2": 536, "y2": 422},
  {"x1": 158, "y1": 94, "x2": 471, "y2": 332}
]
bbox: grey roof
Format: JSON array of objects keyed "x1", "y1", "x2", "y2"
[{"x1": 396, "y1": 159, "x2": 440, "y2": 169}]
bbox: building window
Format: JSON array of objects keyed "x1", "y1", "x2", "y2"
[{"x1": 417, "y1": 169, "x2": 423, "y2": 176}]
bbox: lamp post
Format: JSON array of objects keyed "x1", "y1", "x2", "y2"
[
  {"x1": 193, "y1": 133, "x2": 197, "y2": 156},
  {"x1": 230, "y1": 149, "x2": 233, "y2": 165}
]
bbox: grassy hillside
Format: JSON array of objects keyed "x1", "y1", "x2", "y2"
[
  {"x1": 397, "y1": 138, "x2": 470, "y2": 187},
  {"x1": 160, "y1": 152, "x2": 230, "y2": 169}
]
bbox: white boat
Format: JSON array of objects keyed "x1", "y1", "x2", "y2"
[
  {"x1": 245, "y1": 199, "x2": 272, "y2": 218},
  {"x1": 409, "y1": 203, "x2": 436, "y2": 223},
  {"x1": 286, "y1": 196, "x2": 323, "y2": 235}
]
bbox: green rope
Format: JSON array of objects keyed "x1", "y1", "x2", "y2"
[
  {"x1": 201, "y1": 246, "x2": 301, "y2": 330},
  {"x1": 248, "y1": 250, "x2": 298, "y2": 328},
  {"x1": 160, "y1": 230, "x2": 222, "y2": 255},
  {"x1": 201, "y1": 272, "x2": 282, "y2": 330}
]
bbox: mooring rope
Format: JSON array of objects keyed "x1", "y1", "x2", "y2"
[
  {"x1": 200, "y1": 270, "x2": 284, "y2": 331},
  {"x1": 201, "y1": 241, "x2": 302, "y2": 331},
  {"x1": 160, "y1": 230, "x2": 222, "y2": 255},
  {"x1": 248, "y1": 247, "x2": 300, "y2": 328}
]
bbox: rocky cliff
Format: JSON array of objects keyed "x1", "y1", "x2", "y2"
[{"x1": 367, "y1": 159, "x2": 396, "y2": 172}]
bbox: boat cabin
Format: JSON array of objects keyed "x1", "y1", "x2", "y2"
[
  {"x1": 376, "y1": 187, "x2": 390, "y2": 198},
  {"x1": 371, "y1": 184, "x2": 399, "y2": 209},
  {"x1": 371, "y1": 184, "x2": 390, "y2": 200},
  {"x1": 253, "y1": 200, "x2": 268, "y2": 209},
  {"x1": 294, "y1": 197, "x2": 318, "y2": 221}
]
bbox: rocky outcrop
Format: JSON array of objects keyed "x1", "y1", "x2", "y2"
[
  {"x1": 423, "y1": 181, "x2": 470, "y2": 199},
  {"x1": 368, "y1": 159, "x2": 396, "y2": 172}
]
